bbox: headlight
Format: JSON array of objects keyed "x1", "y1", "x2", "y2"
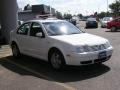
[
  {"x1": 76, "y1": 47, "x2": 84, "y2": 53},
  {"x1": 105, "y1": 42, "x2": 111, "y2": 48},
  {"x1": 76, "y1": 46, "x2": 90, "y2": 53}
]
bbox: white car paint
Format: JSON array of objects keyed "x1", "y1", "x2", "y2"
[
  {"x1": 10, "y1": 19, "x2": 113, "y2": 66},
  {"x1": 50, "y1": 33, "x2": 108, "y2": 46},
  {"x1": 101, "y1": 17, "x2": 113, "y2": 27}
]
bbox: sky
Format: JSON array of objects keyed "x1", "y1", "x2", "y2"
[{"x1": 17, "y1": 0, "x2": 115, "y2": 15}]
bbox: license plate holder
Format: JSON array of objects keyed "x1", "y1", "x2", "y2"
[{"x1": 98, "y1": 51, "x2": 107, "y2": 59}]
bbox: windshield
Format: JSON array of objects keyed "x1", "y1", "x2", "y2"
[
  {"x1": 42, "y1": 21, "x2": 83, "y2": 36},
  {"x1": 103, "y1": 17, "x2": 112, "y2": 21},
  {"x1": 87, "y1": 18, "x2": 96, "y2": 21}
]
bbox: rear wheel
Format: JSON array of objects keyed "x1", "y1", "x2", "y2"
[
  {"x1": 11, "y1": 44, "x2": 21, "y2": 58},
  {"x1": 49, "y1": 49, "x2": 66, "y2": 70},
  {"x1": 111, "y1": 26, "x2": 117, "y2": 32}
]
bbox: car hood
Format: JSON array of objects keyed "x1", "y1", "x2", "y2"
[
  {"x1": 102, "y1": 20, "x2": 111, "y2": 23},
  {"x1": 50, "y1": 33, "x2": 108, "y2": 46},
  {"x1": 102, "y1": 21, "x2": 108, "y2": 23}
]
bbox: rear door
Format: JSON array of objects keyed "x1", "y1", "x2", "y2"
[{"x1": 16, "y1": 22, "x2": 31, "y2": 53}]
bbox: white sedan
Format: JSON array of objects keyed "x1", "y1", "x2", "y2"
[
  {"x1": 10, "y1": 19, "x2": 113, "y2": 70},
  {"x1": 100, "y1": 17, "x2": 113, "y2": 28}
]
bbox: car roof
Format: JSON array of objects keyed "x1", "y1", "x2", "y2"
[
  {"x1": 87, "y1": 18, "x2": 96, "y2": 21},
  {"x1": 26, "y1": 19, "x2": 65, "y2": 23}
]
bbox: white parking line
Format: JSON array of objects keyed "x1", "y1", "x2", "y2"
[{"x1": 4, "y1": 58, "x2": 76, "y2": 90}]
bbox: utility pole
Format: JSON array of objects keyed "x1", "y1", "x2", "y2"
[
  {"x1": 49, "y1": 0, "x2": 54, "y2": 16},
  {"x1": 115, "y1": 0, "x2": 118, "y2": 17},
  {"x1": 107, "y1": 0, "x2": 108, "y2": 16}
]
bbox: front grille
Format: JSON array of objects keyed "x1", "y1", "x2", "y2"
[
  {"x1": 80, "y1": 55, "x2": 111, "y2": 65},
  {"x1": 94, "y1": 55, "x2": 111, "y2": 63},
  {"x1": 90, "y1": 44, "x2": 107, "y2": 51}
]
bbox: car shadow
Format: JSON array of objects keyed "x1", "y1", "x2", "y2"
[
  {"x1": 105, "y1": 30, "x2": 120, "y2": 32},
  {"x1": 0, "y1": 55, "x2": 110, "y2": 83},
  {"x1": 85, "y1": 27, "x2": 98, "y2": 29}
]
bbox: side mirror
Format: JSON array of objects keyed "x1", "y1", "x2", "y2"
[{"x1": 36, "y1": 32, "x2": 43, "y2": 37}]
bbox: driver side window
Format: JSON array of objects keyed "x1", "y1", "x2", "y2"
[{"x1": 30, "y1": 22, "x2": 44, "y2": 36}]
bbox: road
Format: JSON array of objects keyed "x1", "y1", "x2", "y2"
[{"x1": 0, "y1": 21, "x2": 120, "y2": 90}]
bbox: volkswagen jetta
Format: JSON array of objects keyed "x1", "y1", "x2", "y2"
[{"x1": 10, "y1": 19, "x2": 113, "y2": 70}]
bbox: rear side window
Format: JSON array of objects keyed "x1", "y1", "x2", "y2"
[{"x1": 17, "y1": 23, "x2": 30, "y2": 35}]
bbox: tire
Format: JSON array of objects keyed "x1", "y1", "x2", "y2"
[
  {"x1": 101, "y1": 25, "x2": 105, "y2": 28},
  {"x1": 96, "y1": 25, "x2": 98, "y2": 28},
  {"x1": 111, "y1": 26, "x2": 117, "y2": 32},
  {"x1": 49, "y1": 49, "x2": 66, "y2": 70},
  {"x1": 101, "y1": 26, "x2": 103, "y2": 28},
  {"x1": 11, "y1": 44, "x2": 21, "y2": 58},
  {"x1": 85, "y1": 26, "x2": 88, "y2": 29}
]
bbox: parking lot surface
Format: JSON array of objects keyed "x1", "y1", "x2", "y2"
[{"x1": 0, "y1": 21, "x2": 120, "y2": 90}]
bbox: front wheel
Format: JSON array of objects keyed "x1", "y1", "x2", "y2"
[
  {"x1": 49, "y1": 50, "x2": 66, "y2": 70},
  {"x1": 11, "y1": 44, "x2": 21, "y2": 58},
  {"x1": 96, "y1": 25, "x2": 98, "y2": 28}
]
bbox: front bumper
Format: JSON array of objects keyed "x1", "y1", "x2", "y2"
[
  {"x1": 101, "y1": 23, "x2": 107, "y2": 27},
  {"x1": 86, "y1": 23, "x2": 98, "y2": 28},
  {"x1": 64, "y1": 46, "x2": 113, "y2": 66}
]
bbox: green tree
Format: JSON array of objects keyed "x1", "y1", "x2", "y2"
[
  {"x1": 98, "y1": 12, "x2": 112, "y2": 18},
  {"x1": 55, "y1": 11, "x2": 63, "y2": 19},
  {"x1": 109, "y1": 0, "x2": 120, "y2": 17},
  {"x1": 24, "y1": 4, "x2": 31, "y2": 11},
  {"x1": 77, "y1": 14, "x2": 83, "y2": 19},
  {"x1": 63, "y1": 14, "x2": 72, "y2": 19}
]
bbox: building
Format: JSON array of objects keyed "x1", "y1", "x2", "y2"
[
  {"x1": 0, "y1": 0, "x2": 18, "y2": 43},
  {"x1": 0, "y1": 1, "x2": 56, "y2": 43},
  {"x1": 18, "y1": 4, "x2": 56, "y2": 21}
]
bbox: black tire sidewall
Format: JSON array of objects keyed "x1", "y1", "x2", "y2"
[{"x1": 12, "y1": 44, "x2": 20, "y2": 58}]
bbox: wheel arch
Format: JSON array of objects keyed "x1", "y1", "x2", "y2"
[
  {"x1": 11, "y1": 41, "x2": 20, "y2": 51},
  {"x1": 11, "y1": 41, "x2": 17, "y2": 46},
  {"x1": 48, "y1": 47, "x2": 66, "y2": 63}
]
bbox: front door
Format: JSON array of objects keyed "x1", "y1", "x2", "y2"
[{"x1": 27, "y1": 22, "x2": 49, "y2": 60}]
